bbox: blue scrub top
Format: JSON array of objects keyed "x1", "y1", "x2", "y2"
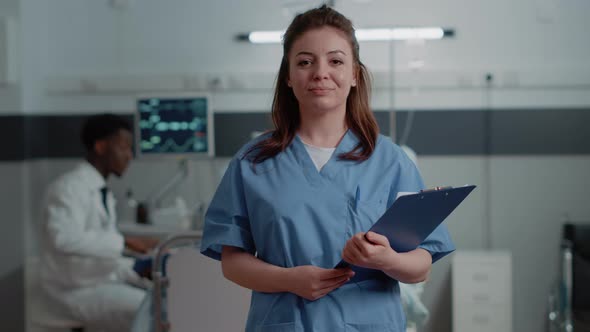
[{"x1": 201, "y1": 131, "x2": 455, "y2": 332}]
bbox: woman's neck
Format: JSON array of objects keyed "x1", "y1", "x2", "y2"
[{"x1": 298, "y1": 111, "x2": 347, "y2": 148}]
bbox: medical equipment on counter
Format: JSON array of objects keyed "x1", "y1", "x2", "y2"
[
  {"x1": 149, "y1": 197, "x2": 191, "y2": 229},
  {"x1": 128, "y1": 158, "x2": 205, "y2": 230},
  {"x1": 147, "y1": 158, "x2": 189, "y2": 210}
]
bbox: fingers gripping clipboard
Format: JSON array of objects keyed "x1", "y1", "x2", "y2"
[{"x1": 336, "y1": 185, "x2": 476, "y2": 269}]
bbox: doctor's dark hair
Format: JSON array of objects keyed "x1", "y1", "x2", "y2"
[
  {"x1": 81, "y1": 113, "x2": 132, "y2": 152},
  {"x1": 245, "y1": 5, "x2": 378, "y2": 164}
]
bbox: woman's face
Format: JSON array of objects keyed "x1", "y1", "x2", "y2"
[{"x1": 287, "y1": 26, "x2": 357, "y2": 116}]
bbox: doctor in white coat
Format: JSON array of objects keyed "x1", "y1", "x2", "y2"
[{"x1": 40, "y1": 113, "x2": 156, "y2": 332}]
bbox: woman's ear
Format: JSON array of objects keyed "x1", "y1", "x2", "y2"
[{"x1": 287, "y1": 79, "x2": 292, "y2": 87}]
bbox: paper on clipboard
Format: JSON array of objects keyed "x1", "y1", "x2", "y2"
[{"x1": 336, "y1": 185, "x2": 476, "y2": 269}]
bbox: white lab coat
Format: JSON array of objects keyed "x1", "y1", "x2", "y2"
[{"x1": 40, "y1": 161, "x2": 145, "y2": 331}]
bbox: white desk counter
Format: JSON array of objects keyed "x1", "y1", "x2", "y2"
[{"x1": 118, "y1": 222, "x2": 203, "y2": 240}]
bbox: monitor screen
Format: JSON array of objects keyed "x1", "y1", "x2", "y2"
[{"x1": 135, "y1": 95, "x2": 214, "y2": 157}]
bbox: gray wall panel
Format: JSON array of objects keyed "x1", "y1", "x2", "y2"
[
  {"x1": 490, "y1": 109, "x2": 590, "y2": 155},
  {"x1": 0, "y1": 116, "x2": 26, "y2": 160},
  {"x1": 212, "y1": 111, "x2": 391, "y2": 157},
  {"x1": 394, "y1": 111, "x2": 488, "y2": 155},
  {"x1": 213, "y1": 113, "x2": 272, "y2": 157},
  {"x1": 1, "y1": 110, "x2": 589, "y2": 160},
  {"x1": 24, "y1": 116, "x2": 50, "y2": 158}
]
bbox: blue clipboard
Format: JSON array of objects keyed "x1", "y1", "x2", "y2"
[{"x1": 336, "y1": 185, "x2": 476, "y2": 269}]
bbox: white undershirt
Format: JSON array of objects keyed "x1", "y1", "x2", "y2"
[{"x1": 302, "y1": 142, "x2": 336, "y2": 171}]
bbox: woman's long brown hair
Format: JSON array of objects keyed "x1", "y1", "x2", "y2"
[{"x1": 245, "y1": 5, "x2": 378, "y2": 164}]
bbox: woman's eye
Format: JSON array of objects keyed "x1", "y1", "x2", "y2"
[
  {"x1": 297, "y1": 60, "x2": 312, "y2": 66},
  {"x1": 331, "y1": 59, "x2": 344, "y2": 65}
]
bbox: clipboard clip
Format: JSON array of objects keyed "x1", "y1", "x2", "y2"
[{"x1": 420, "y1": 186, "x2": 453, "y2": 193}]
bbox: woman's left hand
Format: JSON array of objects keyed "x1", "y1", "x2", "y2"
[{"x1": 341, "y1": 231, "x2": 397, "y2": 271}]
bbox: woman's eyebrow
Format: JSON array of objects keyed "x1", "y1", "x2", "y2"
[
  {"x1": 327, "y1": 50, "x2": 347, "y2": 56},
  {"x1": 295, "y1": 51, "x2": 314, "y2": 57},
  {"x1": 294, "y1": 49, "x2": 347, "y2": 57}
]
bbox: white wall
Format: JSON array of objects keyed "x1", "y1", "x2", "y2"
[
  {"x1": 0, "y1": 0, "x2": 21, "y2": 113},
  {"x1": 19, "y1": 0, "x2": 48, "y2": 114},
  {"x1": 14, "y1": 0, "x2": 590, "y2": 113}
]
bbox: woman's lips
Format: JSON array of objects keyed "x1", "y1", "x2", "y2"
[{"x1": 309, "y1": 87, "x2": 333, "y2": 95}]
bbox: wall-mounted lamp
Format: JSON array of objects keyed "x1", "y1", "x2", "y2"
[{"x1": 236, "y1": 27, "x2": 454, "y2": 43}]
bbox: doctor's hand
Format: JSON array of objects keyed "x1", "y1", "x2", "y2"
[
  {"x1": 341, "y1": 231, "x2": 397, "y2": 271},
  {"x1": 125, "y1": 236, "x2": 159, "y2": 254},
  {"x1": 287, "y1": 265, "x2": 354, "y2": 301}
]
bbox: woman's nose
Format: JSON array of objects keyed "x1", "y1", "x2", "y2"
[{"x1": 312, "y1": 62, "x2": 329, "y2": 80}]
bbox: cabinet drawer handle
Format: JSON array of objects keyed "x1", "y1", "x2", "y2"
[
  {"x1": 472, "y1": 273, "x2": 489, "y2": 281},
  {"x1": 472, "y1": 314, "x2": 490, "y2": 324},
  {"x1": 472, "y1": 293, "x2": 490, "y2": 302}
]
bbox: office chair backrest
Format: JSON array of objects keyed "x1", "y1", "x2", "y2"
[{"x1": 563, "y1": 223, "x2": 590, "y2": 312}]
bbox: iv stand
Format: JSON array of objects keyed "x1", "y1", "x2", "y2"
[{"x1": 389, "y1": 38, "x2": 396, "y2": 142}]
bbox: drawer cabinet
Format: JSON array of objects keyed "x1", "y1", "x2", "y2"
[{"x1": 452, "y1": 251, "x2": 512, "y2": 332}]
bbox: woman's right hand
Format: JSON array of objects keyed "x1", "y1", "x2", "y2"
[
  {"x1": 221, "y1": 246, "x2": 354, "y2": 299},
  {"x1": 286, "y1": 266, "x2": 354, "y2": 301}
]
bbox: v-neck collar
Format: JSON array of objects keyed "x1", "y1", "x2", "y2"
[{"x1": 292, "y1": 130, "x2": 359, "y2": 186}]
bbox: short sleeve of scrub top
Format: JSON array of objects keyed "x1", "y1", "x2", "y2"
[{"x1": 200, "y1": 157, "x2": 255, "y2": 260}]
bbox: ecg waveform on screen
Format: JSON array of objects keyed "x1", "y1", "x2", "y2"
[
  {"x1": 137, "y1": 97, "x2": 209, "y2": 155},
  {"x1": 138, "y1": 117, "x2": 204, "y2": 131},
  {"x1": 144, "y1": 136, "x2": 207, "y2": 153}
]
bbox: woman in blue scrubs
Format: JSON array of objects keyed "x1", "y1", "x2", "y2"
[{"x1": 201, "y1": 5, "x2": 454, "y2": 331}]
